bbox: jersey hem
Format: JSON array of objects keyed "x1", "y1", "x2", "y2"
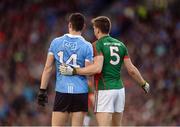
[{"x1": 97, "y1": 86, "x2": 124, "y2": 90}]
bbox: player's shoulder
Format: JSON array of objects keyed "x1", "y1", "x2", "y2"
[
  {"x1": 111, "y1": 36, "x2": 127, "y2": 48},
  {"x1": 79, "y1": 37, "x2": 92, "y2": 47},
  {"x1": 78, "y1": 37, "x2": 92, "y2": 50},
  {"x1": 82, "y1": 39, "x2": 92, "y2": 47},
  {"x1": 50, "y1": 35, "x2": 64, "y2": 45},
  {"x1": 119, "y1": 40, "x2": 127, "y2": 49}
]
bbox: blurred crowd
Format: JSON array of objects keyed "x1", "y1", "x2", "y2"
[{"x1": 0, "y1": 0, "x2": 179, "y2": 126}]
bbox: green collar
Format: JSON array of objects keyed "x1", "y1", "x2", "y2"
[{"x1": 98, "y1": 35, "x2": 110, "y2": 41}]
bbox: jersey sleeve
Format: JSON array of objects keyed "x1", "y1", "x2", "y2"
[
  {"x1": 93, "y1": 41, "x2": 103, "y2": 56},
  {"x1": 123, "y1": 45, "x2": 129, "y2": 59},
  {"x1": 48, "y1": 39, "x2": 56, "y2": 55},
  {"x1": 85, "y1": 43, "x2": 93, "y2": 62}
]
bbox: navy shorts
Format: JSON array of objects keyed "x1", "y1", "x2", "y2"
[{"x1": 53, "y1": 91, "x2": 88, "y2": 112}]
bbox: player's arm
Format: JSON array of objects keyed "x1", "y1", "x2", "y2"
[
  {"x1": 76, "y1": 41, "x2": 103, "y2": 75},
  {"x1": 59, "y1": 55, "x2": 103, "y2": 76},
  {"x1": 60, "y1": 41, "x2": 103, "y2": 75},
  {"x1": 38, "y1": 54, "x2": 54, "y2": 106},
  {"x1": 76, "y1": 55, "x2": 104, "y2": 75},
  {"x1": 85, "y1": 60, "x2": 94, "y2": 87},
  {"x1": 40, "y1": 54, "x2": 54, "y2": 89},
  {"x1": 124, "y1": 58, "x2": 149, "y2": 93}
]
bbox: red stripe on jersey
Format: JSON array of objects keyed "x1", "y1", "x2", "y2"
[
  {"x1": 98, "y1": 52, "x2": 103, "y2": 56},
  {"x1": 124, "y1": 56, "x2": 129, "y2": 59},
  {"x1": 94, "y1": 73, "x2": 100, "y2": 91},
  {"x1": 93, "y1": 41, "x2": 103, "y2": 57}
]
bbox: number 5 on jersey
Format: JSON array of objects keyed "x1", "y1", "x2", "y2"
[{"x1": 110, "y1": 46, "x2": 120, "y2": 65}]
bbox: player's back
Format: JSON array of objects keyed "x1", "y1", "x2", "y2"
[
  {"x1": 49, "y1": 34, "x2": 93, "y2": 93},
  {"x1": 94, "y1": 35, "x2": 128, "y2": 90}
]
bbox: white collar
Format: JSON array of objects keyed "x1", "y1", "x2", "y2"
[{"x1": 65, "y1": 34, "x2": 84, "y2": 39}]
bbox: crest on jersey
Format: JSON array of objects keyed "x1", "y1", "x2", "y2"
[{"x1": 63, "y1": 40, "x2": 77, "y2": 50}]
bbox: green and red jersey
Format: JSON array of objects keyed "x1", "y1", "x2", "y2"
[{"x1": 93, "y1": 35, "x2": 129, "y2": 90}]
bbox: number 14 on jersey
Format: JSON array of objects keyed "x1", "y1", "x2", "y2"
[{"x1": 58, "y1": 51, "x2": 79, "y2": 67}]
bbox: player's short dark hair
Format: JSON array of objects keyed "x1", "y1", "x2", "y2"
[
  {"x1": 91, "y1": 16, "x2": 111, "y2": 34},
  {"x1": 68, "y1": 13, "x2": 85, "y2": 31}
]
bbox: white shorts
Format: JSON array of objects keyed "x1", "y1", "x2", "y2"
[{"x1": 94, "y1": 88, "x2": 125, "y2": 113}]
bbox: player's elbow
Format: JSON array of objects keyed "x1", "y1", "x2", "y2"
[
  {"x1": 96, "y1": 67, "x2": 102, "y2": 74},
  {"x1": 89, "y1": 63, "x2": 102, "y2": 74},
  {"x1": 127, "y1": 67, "x2": 136, "y2": 76},
  {"x1": 44, "y1": 66, "x2": 53, "y2": 73},
  {"x1": 96, "y1": 64, "x2": 103, "y2": 74},
  {"x1": 90, "y1": 66, "x2": 101, "y2": 74}
]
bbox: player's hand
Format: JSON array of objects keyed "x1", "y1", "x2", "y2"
[
  {"x1": 141, "y1": 82, "x2": 150, "y2": 93},
  {"x1": 59, "y1": 64, "x2": 77, "y2": 75},
  {"x1": 37, "y1": 89, "x2": 48, "y2": 107}
]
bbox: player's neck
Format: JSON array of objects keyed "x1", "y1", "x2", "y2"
[
  {"x1": 69, "y1": 30, "x2": 82, "y2": 36},
  {"x1": 97, "y1": 33, "x2": 109, "y2": 40}
]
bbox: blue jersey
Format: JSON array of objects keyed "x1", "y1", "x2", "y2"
[{"x1": 48, "y1": 34, "x2": 93, "y2": 94}]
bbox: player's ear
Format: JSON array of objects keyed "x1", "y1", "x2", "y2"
[
  {"x1": 68, "y1": 22, "x2": 72, "y2": 29},
  {"x1": 97, "y1": 28, "x2": 100, "y2": 34},
  {"x1": 82, "y1": 23, "x2": 86, "y2": 32},
  {"x1": 83, "y1": 23, "x2": 86, "y2": 29}
]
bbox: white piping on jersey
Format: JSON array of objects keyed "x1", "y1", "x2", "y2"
[
  {"x1": 48, "y1": 52, "x2": 54, "y2": 55},
  {"x1": 64, "y1": 34, "x2": 91, "y2": 45},
  {"x1": 65, "y1": 34, "x2": 84, "y2": 39},
  {"x1": 85, "y1": 59, "x2": 91, "y2": 62}
]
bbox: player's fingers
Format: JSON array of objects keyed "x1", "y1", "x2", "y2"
[
  {"x1": 59, "y1": 65, "x2": 65, "y2": 69},
  {"x1": 61, "y1": 63, "x2": 69, "y2": 67},
  {"x1": 60, "y1": 68, "x2": 67, "y2": 73},
  {"x1": 59, "y1": 63, "x2": 66, "y2": 67},
  {"x1": 60, "y1": 71, "x2": 64, "y2": 74},
  {"x1": 60, "y1": 70, "x2": 67, "y2": 74},
  {"x1": 60, "y1": 64, "x2": 67, "y2": 69},
  {"x1": 59, "y1": 66, "x2": 66, "y2": 72}
]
